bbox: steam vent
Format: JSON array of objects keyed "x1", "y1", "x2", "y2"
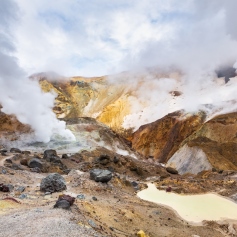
[{"x1": 1, "y1": 1, "x2": 237, "y2": 236}]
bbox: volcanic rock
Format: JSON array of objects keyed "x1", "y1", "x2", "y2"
[
  {"x1": 166, "y1": 167, "x2": 178, "y2": 174},
  {"x1": 0, "y1": 184, "x2": 9, "y2": 192},
  {"x1": 90, "y1": 169, "x2": 112, "y2": 183},
  {"x1": 43, "y1": 149, "x2": 59, "y2": 162},
  {"x1": 27, "y1": 158, "x2": 43, "y2": 169},
  {"x1": 54, "y1": 194, "x2": 75, "y2": 210},
  {"x1": 40, "y1": 173, "x2": 66, "y2": 193},
  {"x1": 54, "y1": 200, "x2": 70, "y2": 209},
  {"x1": 10, "y1": 148, "x2": 22, "y2": 153},
  {"x1": 97, "y1": 154, "x2": 110, "y2": 165}
]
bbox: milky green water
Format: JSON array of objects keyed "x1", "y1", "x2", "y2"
[{"x1": 137, "y1": 183, "x2": 237, "y2": 223}]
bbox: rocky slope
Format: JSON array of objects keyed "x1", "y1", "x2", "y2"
[
  {"x1": 1, "y1": 147, "x2": 236, "y2": 237},
  {"x1": 168, "y1": 112, "x2": 237, "y2": 173},
  {"x1": 130, "y1": 111, "x2": 205, "y2": 163}
]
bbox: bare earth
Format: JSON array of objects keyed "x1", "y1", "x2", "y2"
[{"x1": 0, "y1": 153, "x2": 237, "y2": 237}]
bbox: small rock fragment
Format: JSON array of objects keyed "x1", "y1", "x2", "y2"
[
  {"x1": 15, "y1": 186, "x2": 25, "y2": 193},
  {"x1": 19, "y1": 194, "x2": 27, "y2": 199},
  {"x1": 54, "y1": 200, "x2": 71, "y2": 209},
  {"x1": 77, "y1": 194, "x2": 85, "y2": 200},
  {"x1": 88, "y1": 220, "x2": 97, "y2": 228},
  {"x1": 166, "y1": 167, "x2": 178, "y2": 174},
  {"x1": 92, "y1": 196, "x2": 97, "y2": 201},
  {"x1": 0, "y1": 184, "x2": 9, "y2": 192},
  {"x1": 54, "y1": 194, "x2": 75, "y2": 209}
]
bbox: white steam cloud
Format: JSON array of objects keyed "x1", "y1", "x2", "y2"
[
  {"x1": 107, "y1": 0, "x2": 237, "y2": 129},
  {"x1": 0, "y1": 0, "x2": 75, "y2": 143}
]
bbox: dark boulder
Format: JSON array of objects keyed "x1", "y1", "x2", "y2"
[
  {"x1": 90, "y1": 169, "x2": 112, "y2": 183},
  {"x1": 10, "y1": 148, "x2": 22, "y2": 153},
  {"x1": 166, "y1": 167, "x2": 179, "y2": 175},
  {"x1": 43, "y1": 149, "x2": 59, "y2": 162},
  {"x1": 27, "y1": 158, "x2": 43, "y2": 169},
  {"x1": 40, "y1": 173, "x2": 66, "y2": 193}
]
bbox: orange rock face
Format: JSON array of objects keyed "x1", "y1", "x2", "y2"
[
  {"x1": 130, "y1": 111, "x2": 205, "y2": 162},
  {"x1": 0, "y1": 111, "x2": 31, "y2": 140}
]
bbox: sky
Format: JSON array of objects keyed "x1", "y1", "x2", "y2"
[
  {"x1": 1, "y1": 0, "x2": 237, "y2": 143},
  {"x1": 9, "y1": 0, "x2": 237, "y2": 77}
]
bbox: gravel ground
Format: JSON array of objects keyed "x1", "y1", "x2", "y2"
[{"x1": 0, "y1": 206, "x2": 104, "y2": 237}]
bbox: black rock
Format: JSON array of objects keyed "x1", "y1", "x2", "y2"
[
  {"x1": 97, "y1": 154, "x2": 110, "y2": 165},
  {"x1": 10, "y1": 148, "x2": 22, "y2": 153},
  {"x1": 43, "y1": 149, "x2": 59, "y2": 162},
  {"x1": 166, "y1": 167, "x2": 179, "y2": 175},
  {"x1": 54, "y1": 200, "x2": 71, "y2": 209},
  {"x1": 90, "y1": 169, "x2": 112, "y2": 183},
  {"x1": 27, "y1": 158, "x2": 43, "y2": 169},
  {"x1": 5, "y1": 159, "x2": 12, "y2": 163},
  {"x1": 131, "y1": 181, "x2": 138, "y2": 187},
  {"x1": 0, "y1": 184, "x2": 9, "y2": 192},
  {"x1": 113, "y1": 156, "x2": 119, "y2": 164},
  {"x1": 92, "y1": 196, "x2": 98, "y2": 201},
  {"x1": 62, "y1": 154, "x2": 69, "y2": 159},
  {"x1": 0, "y1": 149, "x2": 7, "y2": 153},
  {"x1": 40, "y1": 173, "x2": 66, "y2": 193}
]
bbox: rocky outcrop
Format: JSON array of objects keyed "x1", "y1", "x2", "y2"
[
  {"x1": 166, "y1": 145, "x2": 212, "y2": 175},
  {"x1": 130, "y1": 111, "x2": 205, "y2": 162},
  {"x1": 165, "y1": 112, "x2": 237, "y2": 174}
]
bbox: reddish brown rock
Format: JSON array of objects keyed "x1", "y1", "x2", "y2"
[{"x1": 131, "y1": 111, "x2": 205, "y2": 162}]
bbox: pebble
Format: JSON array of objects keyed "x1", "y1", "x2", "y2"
[
  {"x1": 19, "y1": 194, "x2": 27, "y2": 199},
  {"x1": 77, "y1": 194, "x2": 85, "y2": 200},
  {"x1": 2, "y1": 169, "x2": 7, "y2": 174},
  {"x1": 92, "y1": 196, "x2": 98, "y2": 201},
  {"x1": 88, "y1": 220, "x2": 97, "y2": 228},
  {"x1": 15, "y1": 186, "x2": 25, "y2": 193}
]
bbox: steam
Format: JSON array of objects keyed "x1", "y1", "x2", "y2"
[
  {"x1": 107, "y1": 0, "x2": 237, "y2": 129},
  {"x1": 0, "y1": 0, "x2": 75, "y2": 143}
]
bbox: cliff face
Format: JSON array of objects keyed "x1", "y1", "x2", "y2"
[
  {"x1": 39, "y1": 76, "x2": 131, "y2": 134},
  {"x1": 166, "y1": 112, "x2": 237, "y2": 173},
  {"x1": 130, "y1": 111, "x2": 205, "y2": 162}
]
